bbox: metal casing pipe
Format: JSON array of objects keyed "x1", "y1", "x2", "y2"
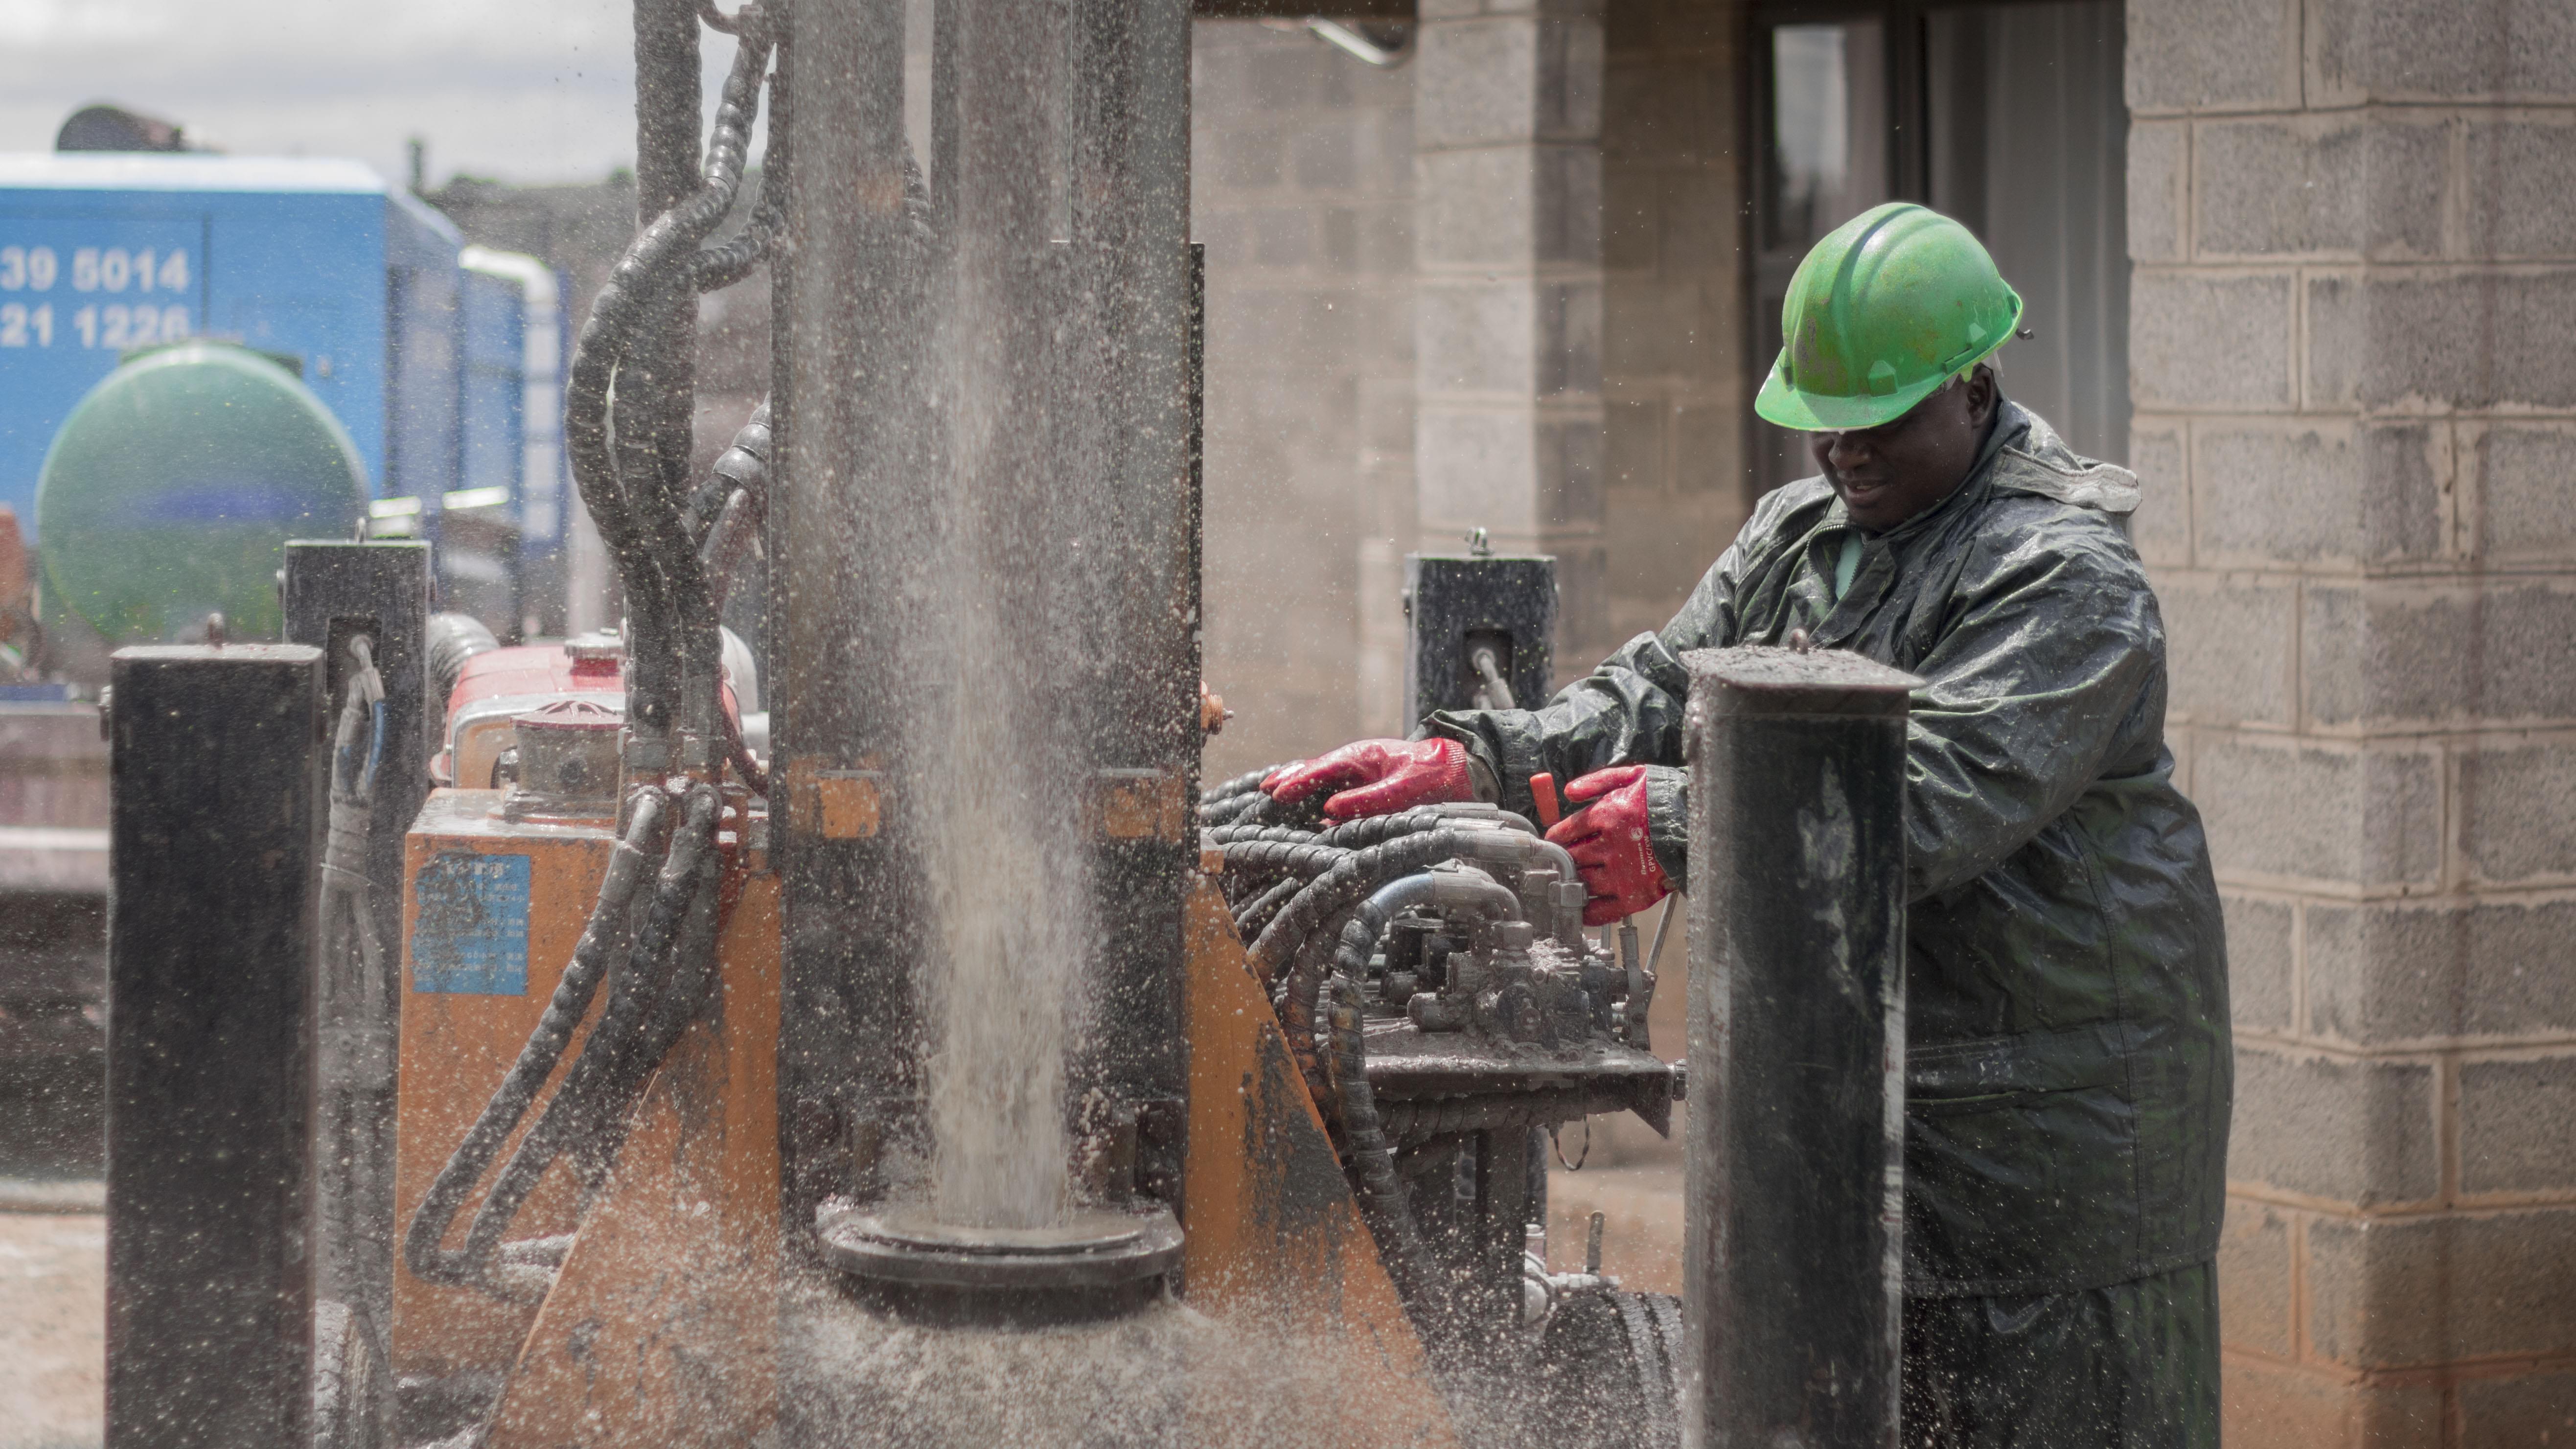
[
  {"x1": 1681, "y1": 644, "x2": 1918, "y2": 1449},
  {"x1": 771, "y1": 0, "x2": 1198, "y2": 1224}
]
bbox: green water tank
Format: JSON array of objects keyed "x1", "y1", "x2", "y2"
[{"x1": 36, "y1": 342, "x2": 368, "y2": 643}]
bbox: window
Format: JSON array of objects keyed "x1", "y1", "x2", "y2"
[{"x1": 1751, "y1": 0, "x2": 2129, "y2": 492}]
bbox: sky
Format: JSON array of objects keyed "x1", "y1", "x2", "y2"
[{"x1": 0, "y1": 0, "x2": 740, "y2": 187}]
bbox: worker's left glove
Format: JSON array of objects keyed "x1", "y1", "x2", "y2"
[{"x1": 1546, "y1": 765, "x2": 1674, "y2": 926}]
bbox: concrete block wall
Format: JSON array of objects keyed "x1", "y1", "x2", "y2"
[
  {"x1": 1193, "y1": 23, "x2": 1416, "y2": 773},
  {"x1": 1600, "y1": 0, "x2": 1750, "y2": 651},
  {"x1": 1415, "y1": 0, "x2": 1614, "y2": 671},
  {"x1": 2129, "y1": 0, "x2": 2576, "y2": 1440}
]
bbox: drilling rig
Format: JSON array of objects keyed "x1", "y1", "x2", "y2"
[{"x1": 98, "y1": 4, "x2": 1915, "y2": 1448}]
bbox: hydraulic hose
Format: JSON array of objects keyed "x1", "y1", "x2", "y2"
[
  {"x1": 687, "y1": 153, "x2": 787, "y2": 295},
  {"x1": 1280, "y1": 868, "x2": 1523, "y2": 1094},
  {"x1": 1326, "y1": 968, "x2": 1441, "y2": 1338},
  {"x1": 405, "y1": 790, "x2": 672, "y2": 1289},
  {"x1": 1276, "y1": 901, "x2": 1362, "y2": 1095},
  {"x1": 688, "y1": 398, "x2": 772, "y2": 546},
  {"x1": 563, "y1": 18, "x2": 772, "y2": 738},
  {"x1": 1201, "y1": 764, "x2": 1285, "y2": 807},
  {"x1": 1316, "y1": 801, "x2": 1539, "y2": 848},
  {"x1": 423, "y1": 613, "x2": 498, "y2": 718},
  {"x1": 449, "y1": 785, "x2": 720, "y2": 1292},
  {"x1": 1216, "y1": 836, "x2": 1350, "y2": 882},
  {"x1": 1230, "y1": 875, "x2": 1305, "y2": 940},
  {"x1": 568, "y1": 786, "x2": 725, "y2": 1194},
  {"x1": 1246, "y1": 828, "x2": 1495, "y2": 985},
  {"x1": 721, "y1": 699, "x2": 770, "y2": 796},
  {"x1": 1200, "y1": 822, "x2": 1320, "y2": 848}
]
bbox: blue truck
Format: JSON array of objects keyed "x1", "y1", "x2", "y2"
[{"x1": 0, "y1": 151, "x2": 570, "y2": 642}]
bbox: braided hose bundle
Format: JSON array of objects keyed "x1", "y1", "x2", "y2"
[
  {"x1": 1217, "y1": 836, "x2": 1350, "y2": 881},
  {"x1": 563, "y1": 20, "x2": 772, "y2": 736},
  {"x1": 1245, "y1": 829, "x2": 1472, "y2": 986},
  {"x1": 1327, "y1": 970, "x2": 1442, "y2": 1338},
  {"x1": 448, "y1": 785, "x2": 720, "y2": 1296},
  {"x1": 1201, "y1": 764, "x2": 1284, "y2": 806},
  {"x1": 1279, "y1": 901, "x2": 1376, "y2": 1096},
  {"x1": 1231, "y1": 875, "x2": 1304, "y2": 939},
  {"x1": 1200, "y1": 822, "x2": 1320, "y2": 847},
  {"x1": 405, "y1": 790, "x2": 672, "y2": 1289}
]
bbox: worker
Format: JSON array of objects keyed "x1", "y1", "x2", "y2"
[{"x1": 1263, "y1": 202, "x2": 2230, "y2": 1448}]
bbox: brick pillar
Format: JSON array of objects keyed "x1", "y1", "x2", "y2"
[
  {"x1": 1602, "y1": 0, "x2": 1749, "y2": 652},
  {"x1": 2129, "y1": 0, "x2": 2576, "y2": 1440},
  {"x1": 1414, "y1": 0, "x2": 1609, "y2": 679}
]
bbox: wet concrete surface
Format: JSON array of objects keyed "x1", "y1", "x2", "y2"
[
  {"x1": 0, "y1": 1044, "x2": 1689, "y2": 1449},
  {"x1": 0, "y1": 1058, "x2": 105, "y2": 1449}
]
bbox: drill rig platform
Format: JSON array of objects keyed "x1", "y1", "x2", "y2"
[{"x1": 96, "y1": 5, "x2": 1914, "y2": 1448}]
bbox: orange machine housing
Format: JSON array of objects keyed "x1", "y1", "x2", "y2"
[
  {"x1": 391, "y1": 792, "x2": 1445, "y2": 1445},
  {"x1": 392, "y1": 788, "x2": 782, "y2": 1445}
]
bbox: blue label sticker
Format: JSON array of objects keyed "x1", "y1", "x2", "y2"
[{"x1": 411, "y1": 851, "x2": 531, "y2": 994}]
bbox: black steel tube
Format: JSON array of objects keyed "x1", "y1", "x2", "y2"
[
  {"x1": 280, "y1": 540, "x2": 433, "y2": 1406},
  {"x1": 1681, "y1": 645, "x2": 1917, "y2": 1449},
  {"x1": 107, "y1": 644, "x2": 326, "y2": 1449}
]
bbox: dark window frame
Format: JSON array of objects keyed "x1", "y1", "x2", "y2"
[{"x1": 1742, "y1": 0, "x2": 2123, "y2": 496}]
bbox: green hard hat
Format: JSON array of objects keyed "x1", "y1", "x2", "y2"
[
  {"x1": 1755, "y1": 202, "x2": 2023, "y2": 433},
  {"x1": 37, "y1": 342, "x2": 368, "y2": 644}
]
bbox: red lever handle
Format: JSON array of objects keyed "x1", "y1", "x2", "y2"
[{"x1": 1529, "y1": 772, "x2": 1561, "y2": 830}]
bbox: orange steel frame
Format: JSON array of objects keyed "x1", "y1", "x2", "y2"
[{"x1": 392, "y1": 794, "x2": 1449, "y2": 1445}]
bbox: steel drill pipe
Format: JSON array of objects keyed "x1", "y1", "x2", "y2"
[{"x1": 1682, "y1": 644, "x2": 1919, "y2": 1449}]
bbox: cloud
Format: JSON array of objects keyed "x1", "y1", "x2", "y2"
[{"x1": 0, "y1": 0, "x2": 754, "y2": 185}]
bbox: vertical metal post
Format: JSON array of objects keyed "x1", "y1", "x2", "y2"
[
  {"x1": 280, "y1": 539, "x2": 430, "y2": 1429},
  {"x1": 1682, "y1": 645, "x2": 1916, "y2": 1449},
  {"x1": 281, "y1": 540, "x2": 432, "y2": 952},
  {"x1": 106, "y1": 644, "x2": 325, "y2": 1449}
]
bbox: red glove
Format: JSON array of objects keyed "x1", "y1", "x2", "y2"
[
  {"x1": 1545, "y1": 765, "x2": 1671, "y2": 926},
  {"x1": 1263, "y1": 737, "x2": 1474, "y2": 822}
]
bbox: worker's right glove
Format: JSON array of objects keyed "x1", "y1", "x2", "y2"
[
  {"x1": 1547, "y1": 765, "x2": 1673, "y2": 925},
  {"x1": 1263, "y1": 737, "x2": 1474, "y2": 822}
]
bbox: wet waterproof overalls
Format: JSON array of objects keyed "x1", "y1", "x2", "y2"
[{"x1": 1427, "y1": 402, "x2": 2232, "y2": 1448}]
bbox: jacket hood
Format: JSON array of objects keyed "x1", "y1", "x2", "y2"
[{"x1": 1985, "y1": 402, "x2": 2140, "y2": 516}]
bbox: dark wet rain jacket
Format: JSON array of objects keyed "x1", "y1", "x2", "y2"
[{"x1": 1427, "y1": 403, "x2": 2232, "y2": 1304}]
